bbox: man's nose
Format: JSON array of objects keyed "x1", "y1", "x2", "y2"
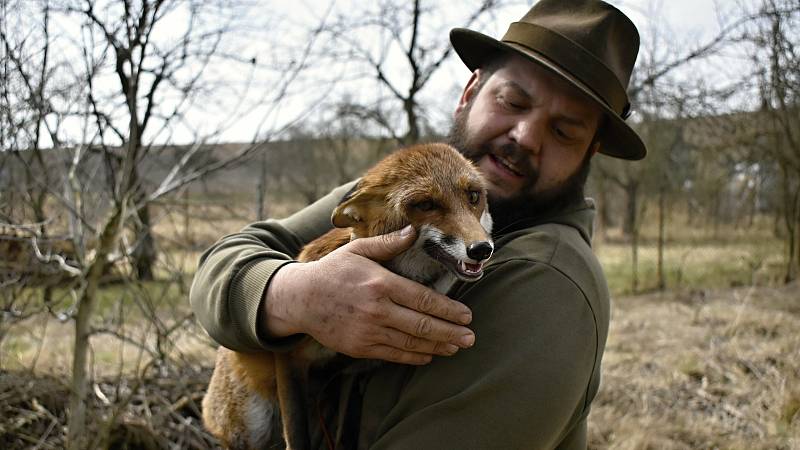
[{"x1": 508, "y1": 118, "x2": 542, "y2": 155}]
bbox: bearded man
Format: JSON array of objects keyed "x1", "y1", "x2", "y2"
[{"x1": 191, "y1": 0, "x2": 647, "y2": 448}]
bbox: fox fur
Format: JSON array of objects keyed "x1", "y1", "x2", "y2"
[{"x1": 202, "y1": 143, "x2": 494, "y2": 450}]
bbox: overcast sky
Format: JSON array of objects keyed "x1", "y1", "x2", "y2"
[
  {"x1": 14, "y1": 0, "x2": 751, "y2": 146},
  {"x1": 205, "y1": 0, "x2": 743, "y2": 144}
]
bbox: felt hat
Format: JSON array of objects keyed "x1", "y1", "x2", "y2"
[{"x1": 450, "y1": 0, "x2": 646, "y2": 160}]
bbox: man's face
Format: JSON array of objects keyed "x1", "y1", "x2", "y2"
[{"x1": 448, "y1": 54, "x2": 602, "y2": 228}]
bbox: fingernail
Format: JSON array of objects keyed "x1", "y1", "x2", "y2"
[
  {"x1": 460, "y1": 311, "x2": 472, "y2": 325},
  {"x1": 460, "y1": 333, "x2": 475, "y2": 348},
  {"x1": 399, "y1": 224, "x2": 413, "y2": 236},
  {"x1": 444, "y1": 344, "x2": 459, "y2": 355}
]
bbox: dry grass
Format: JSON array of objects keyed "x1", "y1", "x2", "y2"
[
  {"x1": 3, "y1": 284, "x2": 797, "y2": 448},
  {"x1": 0, "y1": 365, "x2": 218, "y2": 449},
  {"x1": 589, "y1": 283, "x2": 800, "y2": 449},
  {"x1": 1, "y1": 312, "x2": 216, "y2": 378}
]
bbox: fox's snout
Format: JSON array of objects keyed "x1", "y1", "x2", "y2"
[
  {"x1": 467, "y1": 240, "x2": 493, "y2": 261},
  {"x1": 418, "y1": 222, "x2": 493, "y2": 283}
]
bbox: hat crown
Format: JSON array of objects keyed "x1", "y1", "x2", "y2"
[{"x1": 518, "y1": 0, "x2": 639, "y2": 91}]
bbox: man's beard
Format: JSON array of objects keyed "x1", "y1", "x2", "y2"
[{"x1": 447, "y1": 106, "x2": 592, "y2": 234}]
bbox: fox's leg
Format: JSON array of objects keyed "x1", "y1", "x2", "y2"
[
  {"x1": 276, "y1": 352, "x2": 311, "y2": 450},
  {"x1": 241, "y1": 390, "x2": 279, "y2": 450},
  {"x1": 204, "y1": 348, "x2": 279, "y2": 450}
]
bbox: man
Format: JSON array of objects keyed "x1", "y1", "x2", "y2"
[{"x1": 190, "y1": 0, "x2": 646, "y2": 448}]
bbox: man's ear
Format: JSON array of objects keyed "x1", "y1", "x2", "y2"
[{"x1": 455, "y1": 69, "x2": 482, "y2": 116}]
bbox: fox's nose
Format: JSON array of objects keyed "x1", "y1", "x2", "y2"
[{"x1": 467, "y1": 241, "x2": 493, "y2": 261}]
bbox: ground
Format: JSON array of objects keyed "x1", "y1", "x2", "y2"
[
  {"x1": 2, "y1": 283, "x2": 798, "y2": 448},
  {"x1": 589, "y1": 283, "x2": 800, "y2": 449}
]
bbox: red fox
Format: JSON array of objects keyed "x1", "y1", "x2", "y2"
[{"x1": 202, "y1": 143, "x2": 494, "y2": 450}]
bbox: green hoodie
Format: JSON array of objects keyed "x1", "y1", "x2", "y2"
[{"x1": 190, "y1": 181, "x2": 609, "y2": 450}]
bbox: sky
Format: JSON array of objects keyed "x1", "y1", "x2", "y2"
[
  {"x1": 5, "y1": 0, "x2": 752, "y2": 147},
  {"x1": 200, "y1": 0, "x2": 740, "y2": 144}
]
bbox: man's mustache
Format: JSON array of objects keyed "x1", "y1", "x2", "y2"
[
  {"x1": 496, "y1": 143, "x2": 534, "y2": 176},
  {"x1": 472, "y1": 142, "x2": 537, "y2": 180}
]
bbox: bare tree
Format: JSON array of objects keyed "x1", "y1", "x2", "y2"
[
  {"x1": 319, "y1": 0, "x2": 505, "y2": 144},
  {"x1": 2, "y1": 0, "x2": 326, "y2": 446},
  {"x1": 591, "y1": 0, "x2": 754, "y2": 292},
  {"x1": 0, "y1": 0, "x2": 82, "y2": 351},
  {"x1": 748, "y1": 0, "x2": 800, "y2": 282}
]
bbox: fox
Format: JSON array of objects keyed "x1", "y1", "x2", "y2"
[{"x1": 202, "y1": 142, "x2": 494, "y2": 450}]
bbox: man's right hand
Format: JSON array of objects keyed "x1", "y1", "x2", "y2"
[{"x1": 262, "y1": 226, "x2": 475, "y2": 365}]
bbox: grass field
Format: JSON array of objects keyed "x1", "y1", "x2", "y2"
[
  {"x1": 590, "y1": 284, "x2": 800, "y2": 449},
  {"x1": 597, "y1": 238, "x2": 786, "y2": 295}
]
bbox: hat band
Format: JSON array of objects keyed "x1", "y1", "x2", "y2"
[{"x1": 503, "y1": 22, "x2": 629, "y2": 116}]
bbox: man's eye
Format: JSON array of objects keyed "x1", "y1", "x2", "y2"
[
  {"x1": 468, "y1": 191, "x2": 480, "y2": 205},
  {"x1": 413, "y1": 200, "x2": 437, "y2": 211},
  {"x1": 498, "y1": 95, "x2": 524, "y2": 111},
  {"x1": 554, "y1": 127, "x2": 572, "y2": 140}
]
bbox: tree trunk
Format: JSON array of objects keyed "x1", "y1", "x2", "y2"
[
  {"x1": 657, "y1": 185, "x2": 666, "y2": 291},
  {"x1": 257, "y1": 149, "x2": 268, "y2": 221},
  {"x1": 403, "y1": 98, "x2": 419, "y2": 145},
  {"x1": 793, "y1": 205, "x2": 800, "y2": 283},
  {"x1": 623, "y1": 182, "x2": 638, "y2": 237},
  {"x1": 629, "y1": 184, "x2": 640, "y2": 293},
  {"x1": 631, "y1": 221, "x2": 639, "y2": 294},
  {"x1": 785, "y1": 183, "x2": 800, "y2": 283},
  {"x1": 621, "y1": 182, "x2": 640, "y2": 293},
  {"x1": 594, "y1": 175, "x2": 613, "y2": 241},
  {"x1": 67, "y1": 205, "x2": 124, "y2": 450},
  {"x1": 183, "y1": 188, "x2": 191, "y2": 247},
  {"x1": 133, "y1": 200, "x2": 155, "y2": 281}
]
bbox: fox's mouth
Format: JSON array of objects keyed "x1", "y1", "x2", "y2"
[{"x1": 424, "y1": 241, "x2": 485, "y2": 282}]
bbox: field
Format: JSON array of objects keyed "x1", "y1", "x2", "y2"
[
  {"x1": 591, "y1": 284, "x2": 800, "y2": 449},
  {"x1": 1, "y1": 203, "x2": 799, "y2": 448}
]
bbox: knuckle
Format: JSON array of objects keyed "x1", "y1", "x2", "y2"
[
  {"x1": 361, "y1": 278, "x2": 382, "y2": 296},
  {"x1": 415, "y1": 317, "x2": 433, "y2": 337},
  {"x1": 387, "y1": 347, "x2": 405, "y2": 362},
  {"x1": 416, "y1": 291, "x2": 436, "y2": 313},
  {"x1": 403, "y1": 335, "x2": 420, "y2": 350},
  {"x1": 443, "y1": 326, "x2": 458, "y2": 342},
  {"x1": 433, "y1": 342, "x2": 451, "y2": 355}
]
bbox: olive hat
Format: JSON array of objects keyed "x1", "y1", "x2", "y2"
[{"x1": 451, "y1": 0, "x2": 646, "y2": 160}]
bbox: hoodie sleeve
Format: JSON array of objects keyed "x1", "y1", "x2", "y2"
[{"x1": 189, "y1": 181, "x2": 357, "y2": 352}]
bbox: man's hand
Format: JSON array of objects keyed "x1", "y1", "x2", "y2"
[{"x1": 263, "y1": 226, "x2": 475, "y2": 365}]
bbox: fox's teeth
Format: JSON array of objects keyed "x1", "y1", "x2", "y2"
[{"x1": 459, "y1": 260, "x2": 483, "y2": 275}]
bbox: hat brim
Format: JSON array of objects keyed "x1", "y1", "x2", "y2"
[{"x1": 450, "y1": 28, "x2": 646, "y2": 161}]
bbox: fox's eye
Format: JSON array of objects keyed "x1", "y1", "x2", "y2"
[
  {"x1": 413, "y1": 200, "x2": 437, "y2": 212},
  {"x1": 468, "y1": 190, "x2": 480, "y2": 205}
]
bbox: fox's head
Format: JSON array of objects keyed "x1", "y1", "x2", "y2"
[{"x1": 331, "y1": 143, "x2": 493, "y2": 285}]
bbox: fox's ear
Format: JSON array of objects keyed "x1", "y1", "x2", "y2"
[
  {"x1": 331, "y1": 182, "x2": 365, "y2": 228},
  {"x1": 332, "y1": 201, "x2": 363, "y2": 228}
]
